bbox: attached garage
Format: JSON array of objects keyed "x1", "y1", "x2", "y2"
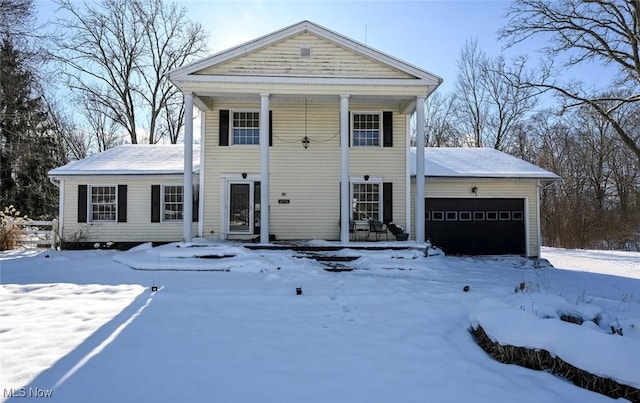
[
  {"x1": 410, "y1": 147, "x2": 559, "y2": 258},
  {"x1": 425, "y1": 197, "x2": 526, "y2": 255}
]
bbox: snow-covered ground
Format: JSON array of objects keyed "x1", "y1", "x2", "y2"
[{"x1": 0, "y1": 243, "x2": 638, "y2": 402}]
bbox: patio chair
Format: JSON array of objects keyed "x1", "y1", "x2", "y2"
[
  {"x1": 368, "y1": 220, "x2": 388, "y2": 241},
  {"x1": 349, "y1": 220, "x2": 368, "y2": 241}
]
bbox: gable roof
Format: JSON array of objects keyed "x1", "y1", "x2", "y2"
[
  {"x1": 409, "y1": 147, "x2": 560, "y2": 180},
  {"x1": 48, "y1": 144, "x2": 200, "y2": 177},
  {"x1": 168, "y1": 20, "x2": 442, "y2": 86}
]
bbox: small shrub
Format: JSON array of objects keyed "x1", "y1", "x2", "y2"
[
  {"x1": 576, "y1": 289, "x2": 593, "y2": 305},
  {"x1": 617, "y1": 292, "x2": 635, "y2": 312},
  {"x1": 0, "y1": 205, "x2": 29, "y2": 250}
]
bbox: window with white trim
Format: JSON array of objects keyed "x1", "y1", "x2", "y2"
[
  {"x1": 352, "y1": 182, "x2": 381, "y2": 221},
  {"x1": 90, "y1": 185, "x2": 116, "y2": 222},
  {"x1": 232, "y1": 111, "x2": 260, "y2": 145},
  {"x1": 352, "y1": 112, "x2": 381, "y2": 146},
  {"x1": 163, "y1": 185, "x2": 183, "y2": 221}
]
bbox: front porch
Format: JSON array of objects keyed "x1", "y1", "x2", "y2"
[{"x1": 168, "y1": 21, "x2": 443, "y2": 246}]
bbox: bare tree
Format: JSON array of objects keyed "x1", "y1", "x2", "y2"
[
  {"x1": 500, "y1": 0, "x2": 640, "y2": 164},
  {"x1": 482, "y1": 56, "x2": 538, "y2": 150},
  {"x1": 44, "y1": 98, "x2": 89, "y2": 161},
  {"x1": 76, "y1": 91, "x2": 124, "y2": 152},
  {"x1": 423, "y1": 91, "x2": 461, "y2": 147},
  {"x1": 528, "y1": 104, "x2": 640, "y2": 249},
  {"x1": 52, "y1": 0, "x2": 207, "y2": 144},
  {"x1": 0, "y1": 0, "x2": 35, "y2": 39},
  {"x1": 454, "y1": 39, "x2": 537, "y2": 150},
  {"x1": 454, "y1": 39, "x2": 488, "y2": 147},
  {"x1": 160, "y1": 98, "x2": 185, "y2": 144},
  {"x1": 132, "y1": 0, "x2": 206, "y2": 144}
]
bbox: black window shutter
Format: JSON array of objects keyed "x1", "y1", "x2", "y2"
[
  {"x1": 348, "y1": 112, "x2": 351, "y2": 147},
  {"x1": 192, "y1": 184, "x2": 199, "y2": 222},
  {"x1": 151, "y1": 185, "x2": 160, "y2": 222},
  {"x1": 219, "y1": 110, "x2": 229, "y2": 146},
  {"x1": 117, "y1": 185, "x2": 127, "y2": 223},
  {"x1": 383, "y1": 182, "x2": 393, "y2": 224},
  {"x1": 253, "y1": 182, "x2": 261, "y2": 235},
  {"x1": 339, "y1": 182, "x2": 341, "y2": 222},
  {"x1": 383, "y1": 111, "x2": 393, "y2": 147},
  {"x1": 77, "y1": 185, "x2": 87, "y2": 223},
  {"x1": 269, "y1": 111, "x2": 273, "y2": 146},
  {"x1": 339, "y1": 181, "x2": 352, "y2": 222}
]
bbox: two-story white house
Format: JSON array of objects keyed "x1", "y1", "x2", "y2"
[
  {"x1": 48, "y1": 21, "x2": 558, "y2": 257},
  {"x1": 168, "y1": 20, "x2": 443, "y2": 247}
]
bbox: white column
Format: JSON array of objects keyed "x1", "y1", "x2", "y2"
[
  {"x1": 260, "y1": 93, "x2": 270, "y2": 244},
  {"x1": 198, "y1": 110, "x2": 206, "y2": 238},
  {"x1": 404, "y1": 114, "x2": 411, "y2": 238},
  {"x1": 183, "y1": 92, "x2": 194, "y2": 242},
  {"x1": 59, "y1": 179, "x2": 65, "y2": 243},
  {"x1": 415, "y1": 96, "x2": 426, "y2": 244},
  {"x1": 536, "y1": 183, "x2": 542, "y2": 258},
  {"x1": 340, "y1": 95, "x2": 350, "y2": 243}
]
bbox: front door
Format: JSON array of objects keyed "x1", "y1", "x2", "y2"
[{"x1": 228, "y1": 182, "x2": 261, "y2": 235}]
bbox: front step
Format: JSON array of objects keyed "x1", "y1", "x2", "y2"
[{"x1": 294, "y1": 252, "x2": 359, "y2": 271}]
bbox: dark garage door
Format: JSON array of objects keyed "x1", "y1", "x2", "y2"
[{"x1": 425, "y1": 198, "x2": 526, "y2": 255}]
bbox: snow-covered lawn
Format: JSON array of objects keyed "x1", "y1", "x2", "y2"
[{"x1": 0, "y1": 243, "x2": 638, "y2": 402}]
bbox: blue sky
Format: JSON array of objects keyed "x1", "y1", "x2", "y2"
[
  {"x1": 177, "y1": 0, "x2": 521, "y2": 92},
  {"x1": 38, "y1": 0, "x2": 614, "y2": 96}
]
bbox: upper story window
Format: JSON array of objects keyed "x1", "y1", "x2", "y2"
[
  {"x1": 232, "y1": 111, "x2": 260, "y2": 145},
  {"x1": 352, "y1": 112, "x2": 381, "y2": 147},
  {"x1": 90, "y1": 185, "x2": 116, "y2": 222},
  {"x1": 163, "y1": 185, "x2": 183, "y2": 221}
]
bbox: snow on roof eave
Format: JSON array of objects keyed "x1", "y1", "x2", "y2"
[
  {"x1": 48, "y1": 169, "x2": 200, "y2": 177},
  {"x1": 417, "y1": 173, "x2": 561, "y2": 180},
  {"x1": 168, "y1": 20, "x2": 443, "y2": 87}
]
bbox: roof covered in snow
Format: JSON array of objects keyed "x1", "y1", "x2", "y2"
[
  {"x1": 410, "y1": 147, "x2": 560, "y2": 180},
  {"x1": 48, "y1": 144, "x2": 200, "y2": 177},
  {"x1": 48, "y1": 145, "x2": 557, "y2": 180}
]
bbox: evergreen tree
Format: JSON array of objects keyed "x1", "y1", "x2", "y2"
[{"x1": 0, "y1": 38, "x2": 65, "y2": 217}]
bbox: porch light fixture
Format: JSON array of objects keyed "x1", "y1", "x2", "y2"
[
  {"x1": 242, "y1": 172, "x2": 247, "y2": 179},
  {"x1": 364, "y1": 175, "x2": 370, "y2": 181},
  {"x1": 471, "y1": 186, "x2": 478, "y2": 195},
  {"x1": 301, "y1": 135, "x2": 310, "y2": 149},
  {"x1": 301, "y1": 99, "x2": 311, "y2": 150}
]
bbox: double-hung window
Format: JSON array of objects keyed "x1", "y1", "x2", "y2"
[
  {"x1": 232, "y1": 111, "x2": 260, "y2": 145},
  {"x1": 352, "y1": 112, "x2": 381, "y2": 147},
  {"x1": 163, "y1": 185, "x2": 183, "y2": 221},
  {"x1": 90, "y1": 185, "x2": 116, "y2": 222},
  {"x1": 352, "y1": 182, "x2": 381, "y2": 222}
]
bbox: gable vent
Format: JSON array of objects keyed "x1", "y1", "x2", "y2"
[{"x1": 300, "y1": 47, "x2": 311, "y2": 57}]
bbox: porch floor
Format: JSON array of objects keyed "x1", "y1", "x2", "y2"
[{"x1": 243, "y1": 240, "x2": 418, "y2": 252}]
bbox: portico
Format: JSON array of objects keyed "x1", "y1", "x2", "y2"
[{"x1": 171, "y1": 20, "x2": 441, "y2": 244}]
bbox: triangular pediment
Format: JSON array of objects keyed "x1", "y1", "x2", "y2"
[
  {"x1": 169, "y1": 21, "x2": 442, "y2": 85},
  {"x1": 196, "y1": 32, "x2": 415, "y2": 79}
]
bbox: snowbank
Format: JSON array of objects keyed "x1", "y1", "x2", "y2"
[{"x1": 470, "y1": 293, "x2": 640, "y2": 389}]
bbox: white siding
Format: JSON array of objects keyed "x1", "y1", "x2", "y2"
[
  {"x1": 203, "y1": 102, "x2": 408, "y2": 241},
  {"x1": 410, "y1": 178, "x2": 542, "y2": 257},
  {"x1": 197, "y1": 33, "x2": 414, "y2": 79},
  {"x1": 61, "y1": 176, "x2": 196, "y2": 243}
]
